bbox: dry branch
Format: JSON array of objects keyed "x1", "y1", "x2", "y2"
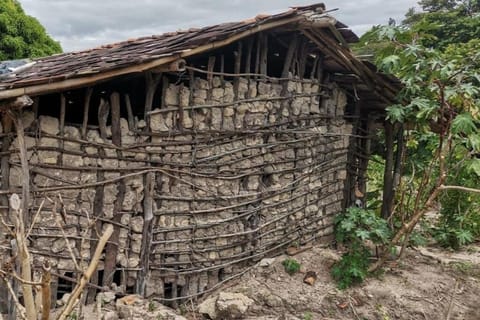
[{"x1": 57, "y1": 224, "x2": 114, "y2": 320}]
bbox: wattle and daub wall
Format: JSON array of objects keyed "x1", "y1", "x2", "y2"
[{"x1": 2, "y1": 74, "x2": 353, "y2": 301}]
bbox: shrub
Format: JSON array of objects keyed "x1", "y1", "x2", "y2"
[
  {"x1": 332, "y1": 207, "x2": 391, "y2": 289},
  {"x1": 282, "y1": 258, "x2": 301, "y2": 275}
]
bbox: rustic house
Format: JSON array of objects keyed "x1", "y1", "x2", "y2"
[{"x1": 0, "y1": 3, "x2": 399, "y2": 307}]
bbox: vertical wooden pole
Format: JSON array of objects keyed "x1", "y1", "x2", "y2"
[
  {"x1": 102, "y1": 92, "x2": 125, "y2": 288},
  {"x1": 259, "y1": 33, "x2": 268, "y2": 76},
  {"x1": 136, "y1": 172, "x2": 154, "y2": 296},
  {"x1": 1, "y1": 115, "x2": 13, "y2": 320},
  {"x1": 244, "y1": 38, "x2": 253, "y2": 76},
  {"x1": 86, "y1": 98, "x2": 107, "y2": 303},
  {"x1": 145, "y1": 72, "x2": 162, "y2": 129},
  {"x1": 58, "y1": 94, "x2": 66, "y2": 165},
  {"x1": 81, "y1": 88, "x2": 93, "y2": 139},
  {"x1": 124, "y1": 94, "x2": 135, "y2": 131},
  {"x1": 254, "y1": 34, "x2": 261, "y2": 75},
  {"x1": 282, "y1": 36, "x2": 298, "y2": 78},
  {"x1": 381, "y1": 121, "x2": 395, "y2": 219},
  {"x1": 219, "y1": 55, "x2": 225, "y2": 83},
  {"x1": 8, "y1": 106, "x2": 35, "y2": 320}
]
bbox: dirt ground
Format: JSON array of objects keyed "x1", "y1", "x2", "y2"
[{"x1": 189, "y1": 243, "x2": 480, "y2": 320}]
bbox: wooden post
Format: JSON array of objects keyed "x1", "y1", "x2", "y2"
[
  {"x1": 298, "y1": 39, "x2": 308, "y2": 79},
  {"x1": 81, "y1": 88, "x2": 93, "y2": 139},
  {"x1": 1, "y1": 115, "x2": 12, "y2": 320},
  {"x1": 282, "y1": 36, "x2": 298, "y2": 78},
  {"x1": 254, "y1": 34, "x2": 261, "y2": 75},
  {"x1": 259, "y1": 33, "x2": 268, "y2": 76},
  {"x1": 98, "y1": 98, "x2": 110, "y2": 140},
  {"x1": 233, "y1": 43, "x2": 242, "y2": 99},
  {"x1": 136, "y1": 172, "x2": 155, "y2": 296},
  {"x1": 207, "y1": 56, "x2": 216, "y2": 101},
  {"x1": 86, "y1": 98, "x2": 108, "y2": 303},
  {"x1": 7, "y1": 101, "x2": 35, "y2": 320},
  {"x1": 244, "y1": 38, "x2": 253, "y2": 76},
  {"x1": 124, "y1": 93, "x2": 135, "y2": 131},
  {"x1": 381, "y1": 121, "x2": 395, "y2": 219},
  {"x1": 102, "y1": 92, "x2": 125, "y2": 288},
  {"x1": 145, "y1": 72, "x2": 162, "y2": 128},
  {"x1": 57, "y1": 94, "x2": 66, "y2": 165},
  {"x1": 219, "y1": 55, "x2": 225, "y2": 83}
]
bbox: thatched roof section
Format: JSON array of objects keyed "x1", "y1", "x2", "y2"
[{"x1": 0, "y1": 3, "x2": 399, "y2": 106}]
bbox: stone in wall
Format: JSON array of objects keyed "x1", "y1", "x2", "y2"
[
  {"x1": 39, "y1": 115, "x2": 59, "y2": 135},
  {"x1": 63, "y1": 126, "x2": 81, "y2": 151},
  {"x1": 165, "y1": 84, "x2": 179, "y2": 106}
]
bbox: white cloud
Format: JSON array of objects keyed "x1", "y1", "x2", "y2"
[{"x1": 19, "y1": 0, "x2": 419, "y2": 52}]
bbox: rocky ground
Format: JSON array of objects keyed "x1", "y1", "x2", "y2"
[
  {"x1": 192, "y1": 243, "x2": 480, "y2": 320},
  {"x1": 51, "y1": 243, "x2": 480, "y2": 320}
]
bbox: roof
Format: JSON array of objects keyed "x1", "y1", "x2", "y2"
[{"x1": 0, "y1": 3, "x2": 399, "y2": 106}]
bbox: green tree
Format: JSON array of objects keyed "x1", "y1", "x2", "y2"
[
  {"x1": 0, "y1": 0, "x2": 62, "y2": 60},
  {"x1": 345, "y1": 0, "x2": 480, "y2": 277}
]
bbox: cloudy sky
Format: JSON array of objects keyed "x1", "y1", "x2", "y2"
[{"x1": 19, "y1": 0, "x2": 419, "y2": 53}]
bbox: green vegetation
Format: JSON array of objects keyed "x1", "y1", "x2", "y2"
[
  {"x1": 332, "y1": 207, "x2": 391, "y2": 289},
  {"x1": 0, "y1": 0, "x2": 62, "y2": 60},
  {"x1": 282, "y1": 258, "x2": 301, "y2": 275},
  {"x1": 334, "y1": 0, "x2": 480, "y2": 287}
]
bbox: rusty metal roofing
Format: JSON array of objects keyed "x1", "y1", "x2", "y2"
[{"x1": 0, "y1": 3, "x2": 363, "y2": 96}]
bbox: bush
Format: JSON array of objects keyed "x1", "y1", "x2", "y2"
[
  {"x1": 332, "y1": 207, "x2": 391, "y2": 289},
  {"x1": 282, "y1": 258, "x2": 301, "y2": 275}
]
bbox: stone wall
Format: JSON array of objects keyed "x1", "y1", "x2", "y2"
[{"x1": 3, "y1": 76, "x2": 352, "y2": 300}]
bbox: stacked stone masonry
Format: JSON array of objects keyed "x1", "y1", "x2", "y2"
[{"x1": 5, "y1": 77, "x2": 352, "y2": 299}]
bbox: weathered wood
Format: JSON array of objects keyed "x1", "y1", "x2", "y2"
[
  {"x1": 281, "y1": 36, "x2": 298, "y2": 78},
  {"x1": 102, "y1": 92, "x2": 125, "y2": 289},
  {"x1": 136, "y1": 172, "x2": 155, "y2": 296},
  {"x1": 86, "y1": 145, "x2": 106, "y2": 303},
  {"x1": 57, "y1": 225, "x2": 114, "y2": 320},
  {"x1": 298, "y1": 39, "x2": 309, "y2": 78},
  {"x1": 110, "y1": 92, "x2": 122, "y2": 146},
  {"x1": 381, "y1": 121, "x2": 395, "y2": 219},
  {"x1": 9, "y1": 109, "x2": 35, "y2": 320},
  {"x1": 207, "y1": 56, "x2": 216, "y2": 101},
  {"x1": 124, "y1": 93, "x2": 135, "y2": 131},
  {"x1": 98, "y1": 98, "x2": 110, "y2": 140},
  {"x1": 254, "y1": 34, "x2": 261, "y2": 75},
  {"x1": 81, "y1": 87, "x2": 93, "y2": 139},
  {"x1": 145, "y1": 72, "x2": 162, "y2": 125},
  {"x1": 259, "y1": 33, "x2": 268, "y2": 75},
  {"x1": 40, "y1": 262, "x2": 52, "y2": 320},
  {"x1": 219, "y1": 55, "x2": 225, "y2": 83},
  {"x1": 1, "y1": 115, "x2": 13, "y2": 320},
  {"x1": 58, "y1": 94, "x2": 66, "y2": 164},
  {"x1": 234, "y1": 42, "x2": 242, "y2": 75},
  {"x1": 244, "y1": 38, "x2": 253, "y2": 77}
]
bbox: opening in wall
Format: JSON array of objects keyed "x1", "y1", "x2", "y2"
[{"x1": 56, "y1": 271, "x2": 75, "y2": 300}]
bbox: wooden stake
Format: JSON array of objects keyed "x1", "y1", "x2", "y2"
[
  {"x1": 282, "y1": 36, "x2": 298, "y2": 78},
  {"x1": 97, "y1": 98, "x2": 110, "y2": 140},
  {"x1": 110, "y1": 92, "x2": 122, "y2": 146},
  {"x1": 58, "y1": 94, "x2": 66, "y2": 165},
  {"x1": 81, "y1": 88, "x2": 93, "y2": 139},
  {"x1": 124, "y1": 93, "x2": 135, "y2": 131},
  {"x1": 144, "y1": 72, "x2": 162, "y2": 128},
  {"x1": 244, "y1": 38, "x2": 253, "y2": 77},
  {"x1": 259, "y1": 34, "x2": 268, "y2": 76},
  {"x1": 136, "y1": 172, "x2": 155, "y2": 296}
]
